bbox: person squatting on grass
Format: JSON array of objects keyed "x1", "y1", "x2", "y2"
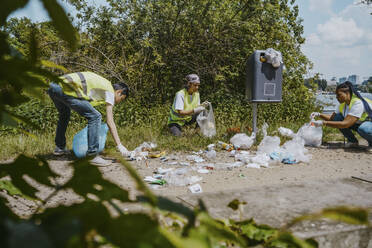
[
  {"x1": 47, "y1": 71, "x2": 130, "y2": 166},
  {"x1": 311, "y1": 81, "x2": 372, "y2": 153},
  {"x1": 167, "y1": 74, "x2": 210, "y2": 136}
]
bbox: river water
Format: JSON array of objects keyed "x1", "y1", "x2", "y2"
[{"x1": 316, "y1": 92, "x2": 372, "y2": 114}]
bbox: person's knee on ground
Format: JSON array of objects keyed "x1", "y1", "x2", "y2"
[
  {"x1": 169, "y1": 124, "x2": 182, "y2": 136},
  {"x1": 357, "y1": 122, "x2": 372, "y2": 147}
]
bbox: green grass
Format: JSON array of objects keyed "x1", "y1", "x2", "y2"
[{"x1": 0, "y1": 120, "x2": 340, "y2": 160}]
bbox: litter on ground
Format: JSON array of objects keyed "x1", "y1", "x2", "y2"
[{"x1": 139, "y1": 122, "x2": 319, "y2": 190}]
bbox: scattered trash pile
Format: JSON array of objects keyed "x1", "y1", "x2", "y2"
[{"x1": 132, "y1": 122, "x2": 322, "y2": 194}]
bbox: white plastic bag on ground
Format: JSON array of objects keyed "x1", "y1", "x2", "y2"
[
  {"x1": 281, "y1": 136, "x2": 311, "y2": 163},
  {"x1": 197, "y1": 102, "x2": 216, "y2": 137},
  {"x1": 251, "y1": 153, "x2": 271, "y2": 167},
  {"x1": 258, "y1": 136, "x2": 280, "y2": 155},
  {"x1": 230, "y1": 133, "x2": 255, "y2": 149},
  {"x1": 297, "y1": 123, "x2": 323, "y2": 147},
  {"x1": 258, "y1": 123, "x2": 280, "y2": 155}
]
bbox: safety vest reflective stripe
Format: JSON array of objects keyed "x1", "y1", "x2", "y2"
[
  {"x1": 77, "y1": 72, "x2": 87, "y2": 96},
  {"x1": 62, "y1": 74, "x2": 82, "y2": 98},
  {"x1": 59, "y1": 72, "x2": 114, "y2": 105}
]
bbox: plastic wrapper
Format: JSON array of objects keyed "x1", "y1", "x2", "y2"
[
  {"x1": 186, "y1": 155, "x2": 205, "y2": 163},
  {"x1": 229, "y1": 133, "x2": 255, "y2": 149},
  {"x1": 205, "y1": 150, "x2": 217, "y2": 159},
  {"x1": 188, "y1": 184, "x2": 203, "y2": 193},
  {"x1": 234, "y1": 151, "x2": 251, "y2": 164},
  {"x1": 251, "y1": 153, "x2": 271, "y2": 167}
]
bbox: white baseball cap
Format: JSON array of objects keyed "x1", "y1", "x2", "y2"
[{"x1": 185, "y1": 74, "x2": 200, "y2": 84}]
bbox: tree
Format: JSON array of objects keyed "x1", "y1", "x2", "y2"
[{"x1": 0, "y1": 0, "x2": 77, "y2": 129}]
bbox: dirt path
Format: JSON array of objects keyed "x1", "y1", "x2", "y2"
[{"x1": 2, "y1": 141, "x2": 371, "y2": 217}]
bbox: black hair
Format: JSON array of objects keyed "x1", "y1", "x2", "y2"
[
  {"x1": 336, "y1": 81, "x2": 372, "y2": 119},
  {"x1": 113, "y1": 82, "x2": 129, "y2": 97}
]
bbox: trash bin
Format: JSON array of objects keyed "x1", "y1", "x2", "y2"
[{"x1": 245, "y1": 50, "x2": 283, "y2": 103}]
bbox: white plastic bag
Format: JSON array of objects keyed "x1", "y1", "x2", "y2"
[
  {"x1": 258, "y1": 123, "x2": 280, "y2": 155},
  {"x1": 230, "y1": 133, "x2": 255, "y2": 149},
  {"x1": 297, "y1": 123, "x2": 323, "y2": 147},
  {"x1": 264, "y1": 48, "x2": 283, "y2": 68},
  {"x1": 281, "y1": 136, "x2": 311, "y2": 163},
  {"x1": 257, "y1": 136, "x2": 281, "y2": 155},
  {"x1": 278, "y1": 127, "x2": 296, "y2": 138},
  {"x1": 197, "y1": 103, "x2": 216, "y2": 138}
]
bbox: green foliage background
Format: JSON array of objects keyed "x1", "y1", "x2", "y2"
[{"x1": 2, "y1": 0, "x2": 317, "y2": 134}]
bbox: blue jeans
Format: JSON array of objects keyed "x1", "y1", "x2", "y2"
[
  {"x1": 332, "y1": 113, "x2": 372, "y2": 146},
  {"x1": 47, "y1": 83, "x2": 102, "y2": 155}
]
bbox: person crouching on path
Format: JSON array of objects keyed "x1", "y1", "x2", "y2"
[
  {"x1": 47, "y1": 71, "x2": 131, "y2": 166},
  {"x1": 168, "y1": 74, "x2": 209, "y2": 136},
  {"x1": 310, "y1": 81, "x2": 372, "y2": 153}
]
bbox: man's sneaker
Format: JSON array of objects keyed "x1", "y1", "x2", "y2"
[
  {"x1": 53, "y1": 147, "x2": 70, "y2": 156},
  {"x1": 345, "y1": 142, "x2": 359, "y2": 148},
  {"x1": 90, "y1": 156, "x2": 112, "y2": 166}
]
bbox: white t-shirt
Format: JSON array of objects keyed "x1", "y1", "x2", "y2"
[
  {"x1": 173, "y1": 91, "x2": 200, "y2": 111},
  {"x1": 89, "y1": 89, "x2": 115, "y2": 106},
  {"x1": 335, "y1": 98, "x2": 372, "y2": 118}
]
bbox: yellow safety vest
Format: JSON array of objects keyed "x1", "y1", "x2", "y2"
[
  {"x1": 168, "y1": 89, "x2": 200, "y2": 126},
  {"x1": 58, "y1": 72, "x2": 114, "y2": 106},
  {"x1": 339, "y1": 96, "x2": 372, "y2": 122}
]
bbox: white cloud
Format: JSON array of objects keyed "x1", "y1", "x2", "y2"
[
  {"x1": 302, "y1": 3, "x2": 372, "y2": 79},
  {"x1": 317, "y1": 17, "x2": 364, "y2": 46},
  {"x1": 309, "y1": 0, "x2": 334, "y2": 14},
  {"x1": 306, "y1": 33, "x2": 321, "y2": 45}
]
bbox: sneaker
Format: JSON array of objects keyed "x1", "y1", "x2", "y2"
[
  {"x1": 53, "y1": 147, "x2": 70, "y2": 156},
  {"x1": 345, "y1": 142, "x2": 359, "y2": 148},
  {"x1": 366, "y1": 147, "x2": 372, "y2": 154},
  {"x1": 90, "y1": 156, "x2": 112, "y2": 166}
]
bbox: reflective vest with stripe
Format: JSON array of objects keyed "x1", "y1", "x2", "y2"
[
  {"x1": 168, "y1": 89, "x2": 200, "y2": 126},
  {"x1": 339, "y1": 96, "x2": 372, "y2": 122},
  {"x1": 59, "y1": 72, "x2": 114, "y2": 106}
]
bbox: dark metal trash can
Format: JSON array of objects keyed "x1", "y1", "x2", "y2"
[{"x1": 245, "y1": 50, "x2": 283, "y2": 103}]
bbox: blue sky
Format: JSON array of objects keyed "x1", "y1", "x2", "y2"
[{"x1": 9, "y1": 0, "x2": 372, "y2": 81}]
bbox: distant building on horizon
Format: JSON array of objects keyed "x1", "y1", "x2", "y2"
[
  {"x1": 339, "y1": 77, "x2": 347, "y2": 84},
  {"x1": 347, "y1": 75, "x2": 360, "y2": 85}
]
